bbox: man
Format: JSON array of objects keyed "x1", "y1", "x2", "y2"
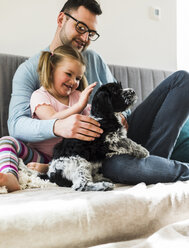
[
  {"x1": 8, "y1": 0, "x2": 113, "y2": 142},
  {"x1": 8, "y1": 0, "x2": 189, "y2": 185}
]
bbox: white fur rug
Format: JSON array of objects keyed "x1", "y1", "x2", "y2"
[{"x1": 0, "y1": 159, "x2": 56, "y2": 193}]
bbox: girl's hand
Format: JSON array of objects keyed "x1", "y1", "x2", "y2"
[{"x1": 78, "y1": 82, "x2": 97, "y2": 110}]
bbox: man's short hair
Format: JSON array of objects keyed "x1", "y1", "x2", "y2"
[{"x1": 60, "y1": 0, "x2": 102, "y2": 15}]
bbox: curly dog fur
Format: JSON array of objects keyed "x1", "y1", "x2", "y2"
[{"x1": 47, "y1": 83, "x2": 149, "y2": 191}]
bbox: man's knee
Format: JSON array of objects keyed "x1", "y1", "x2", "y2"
[{"x1": 175, "y1": 70, "x2": 189, "y2": 82}]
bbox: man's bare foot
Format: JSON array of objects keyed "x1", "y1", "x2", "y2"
[
  {"x1": 0, "y1": 172, "x2": 20, "y2": 192},
  {"x1": 27, "y1": 162, "x2": 49, "y2": 174}
]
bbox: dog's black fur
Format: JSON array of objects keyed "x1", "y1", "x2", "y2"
[{"x1": 47, "y1": 83, "x2": 149, "y2": 191}]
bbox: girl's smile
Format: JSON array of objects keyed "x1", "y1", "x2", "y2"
[
  {"x1": 62, "y1": 82, "x2": 73, "y2": 89},
  {"x1": 51, "y1": 58, "x2": 85, "y2": 100}
]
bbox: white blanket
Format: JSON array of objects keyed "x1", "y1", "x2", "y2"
[
  {"x1": 0, "y1": 161, "x2": 189, "y2": 248},
  {"x1": 91, "y1": 219, "x2": 189, "y2": 248}
]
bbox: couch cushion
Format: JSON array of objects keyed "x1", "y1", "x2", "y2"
[{"x1": 0, "y1": 53, "x2": 27, "y2": 137}]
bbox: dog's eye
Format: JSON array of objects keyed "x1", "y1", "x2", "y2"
[{"x1": 113, "y1": 88, "x2": 122, "y2": 94}]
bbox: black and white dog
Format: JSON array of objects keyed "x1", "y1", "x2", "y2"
[{"x1": 47, "y1": 83, "x2": 149, "y2": 191}]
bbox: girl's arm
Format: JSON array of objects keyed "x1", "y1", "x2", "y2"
[{"x1": 34, "y1": 83, "x2": 96, "y2": 120}]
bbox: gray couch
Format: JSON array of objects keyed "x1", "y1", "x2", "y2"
[{"x1": 0, "y1": 53, "x2": 172, "y2": 138}]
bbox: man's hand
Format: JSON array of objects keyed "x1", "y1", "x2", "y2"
[{"x1": 53, "y1": 114, "x2": 103, "y2": 141}]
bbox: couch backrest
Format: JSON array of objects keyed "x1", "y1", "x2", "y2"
[
  {"x1": 108, "y1": 64, "x2": 172, "y2": 108},
  {"x1": 0, "y1": 53, "x2": 173, "y2": 137},
  {"x1": 0, "y1": 53, "x2": 27, "y2": 137}
]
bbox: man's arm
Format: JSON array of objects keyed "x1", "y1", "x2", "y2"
[
  {"x1": 82, "y1": 49, "x2": 129, "y2": 125},
  {"x1": 7, "y1": 54, "x2": 55, "y2": 142},
  {"x1": 82, "y1": 49, "x2": 116, "y2": 103}
]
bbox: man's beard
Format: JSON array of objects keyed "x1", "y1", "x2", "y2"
[{"x1": 59, "y1": 29, "x2": 87, "y2": 52}]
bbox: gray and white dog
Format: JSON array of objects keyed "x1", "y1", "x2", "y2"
[{"x1": 47, "y1": 83, "x2": 149, "y2": 191}]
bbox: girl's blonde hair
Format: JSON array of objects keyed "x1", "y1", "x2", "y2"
[{"x1": 38, "y1": 45, "x2": 88, "y2": 91}]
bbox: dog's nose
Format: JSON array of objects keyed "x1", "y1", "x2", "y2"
[{"x1": 123, "y1": 88, "x2": 136, "y2": 97}]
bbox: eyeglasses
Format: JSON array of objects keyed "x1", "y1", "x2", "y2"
[{"x1": 64, "y1": 13, "x2": 100, "y2": 41}]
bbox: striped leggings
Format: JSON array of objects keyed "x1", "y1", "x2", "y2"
[{"x1": 0, "y1": 136, "x2": 50, "y2": 178}]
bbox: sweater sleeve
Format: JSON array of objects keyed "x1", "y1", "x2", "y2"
[
  {"x1": 8, "y1": 53, "x2": 56, "y2": 142},
  {"x1": 82, "y1": 49, "x2": 116, "y2": 103},
  {"x1": 82, "y1": 50, "x2": 129, "y2": 117}
]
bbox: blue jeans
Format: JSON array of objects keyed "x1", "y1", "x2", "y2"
[{"x1": 102, "y1": 70, "x2": 189, "y2": 184}]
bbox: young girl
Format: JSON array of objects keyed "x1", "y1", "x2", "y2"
[{"x1": 0, "y1": 45, "x2": 96, "y2": 192}]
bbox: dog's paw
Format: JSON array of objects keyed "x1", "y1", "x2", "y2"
[
  {"x1": 136, "y1": 147, "x2": 149, "y2": 158},
  {"x1": 73, "y1": 181, "x2": 114, "y2": 191},
  {"x1": 141, "y1": 148, "x2": 149, "y2": 157},
  {"x1": 101, "y1": 182, "x2": 114, "y2": 191},
  {"x1": 87, "y1": 181, "x2": 114, "y2": 191}
]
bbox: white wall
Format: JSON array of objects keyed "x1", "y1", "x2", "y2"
[
  {"x1": 0, "y1": 0, "x2": 63, "y2": 56},
  {"x1": 0, "y1": 0, "x2": 177, "y2": 71},
  {"x1": 92, "y1": 0, "x2": 177, "y2": 71},
  {"x1": 177, "y1": 0, "x2": 189, "y2": 71}
]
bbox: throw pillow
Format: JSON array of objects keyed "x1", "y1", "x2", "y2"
[{"x1": 171, "y1": 117, "x2": 189, "y2": 163}]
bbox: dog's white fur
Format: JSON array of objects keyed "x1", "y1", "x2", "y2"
[{"x1": 106, "y1": 113, "x2": 149, "y2": 158}]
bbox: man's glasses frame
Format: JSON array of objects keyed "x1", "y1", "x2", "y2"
[{"x1": 64, "y1": 12, "x2": 100, "y2": 41}]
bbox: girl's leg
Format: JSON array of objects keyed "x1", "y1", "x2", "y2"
[
  {"x1": 0, "y1": 173, "x2": 20, "y2": 192},
  {"x1": 0, "y1": 136, "x2": 20, "y2": 178},
  {"x1": 127, "y1": 70, "x2": 189, "y2": 158},
  {"x1": 0, "y1": 136, "x2": 49, "y2": 192},
  {"x1": 0, "y1": 136, "x2": 21, "y2": 191}
]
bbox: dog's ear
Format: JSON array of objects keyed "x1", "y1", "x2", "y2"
[{"x1": 91, "y1": 90, "x2": 113, "y2": 117}]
